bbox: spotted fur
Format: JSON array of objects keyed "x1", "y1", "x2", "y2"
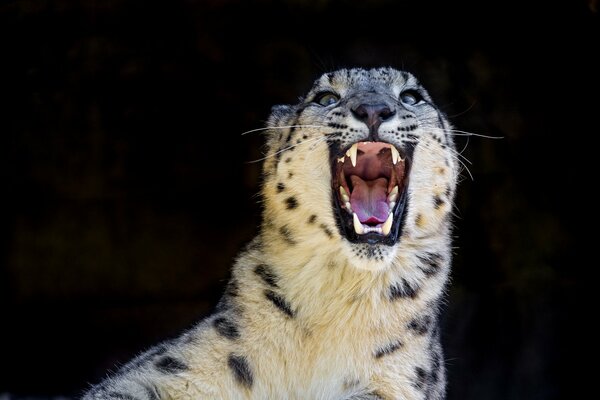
[{"x1": 83, "y1": 67, "x2": 458, "y2": 399}]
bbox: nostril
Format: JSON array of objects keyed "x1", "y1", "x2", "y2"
[
  {"x1": 379, "y1": 107, "x2": 395, "y2": 121},
  {"x1": 351, "y1": 104, "x2": 369, "y2": 121},
  {"x1": 351, "y1": 103, "x2": 395, "y2": 126}
]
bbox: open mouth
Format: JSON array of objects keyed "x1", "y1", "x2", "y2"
[{"x1": 332, "y1": 141, "x2": 410, "y2": 245}]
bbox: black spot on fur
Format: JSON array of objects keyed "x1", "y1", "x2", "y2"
[
  {"x1": 414, "y1": 365, "x2": 437, "y2": 394},
  {"x1": 362, "y1": 245, "x2": 379, "y2": 259},
  {"x1": 107, "y1": 392, "x2": 138, "y2": 400},
  {"x1": 228, "y1": 354, "x2": 253, "y2": 388},
  {"x1": 407, "y1": 315, "x2": 432, "y2": 335},
  {"x1": 433, "y1": 195, "x2": 444, "y2": 209},
  {"x1": 414, "y1": 213, "x2": 423, "y2": 226},
  {"x1": 374, "y1": 340, "x2": 403, "y2": 358},
  {"x1": 285, "y1": 196, "x2": 298, "y2": 209},
  {"x1": 285, "y1": 157, "x2": 292, "y2": 163},
  {"x1": 216, "y1": 283, "x2": 239, "y2": 312},
  {"x1": 213, "y1": 316, "x2": 240, "y2": 340},
  {"x1": 319, "y1": 223, "x2": 333, "y2": 238},
  {"x1": 127, "y1": 344, "x2": 168, "y2": 369},
  {"x1": 328, "y1": 122, "x2": 348, "y2": 129},
  {"x1": 225, "y1": 280, "x2": 239, "y2": 297},
  {"x1": 144, "y1": 385, "x2": 160, "y2": 400},
  {"x1": 264, "y1": 289, "x2": 295, "y2": 318},
  {"x1": 279, "y1": 226, "x2": 297, "y2": 245},
  {"x1": 430, "y1": 349, "x2": 442, "y2": 384},
  {"x1": 308, "y1": 214, "x2": 317, "y2": 224},
  {"x1": 389, "y1": 279, "x2": 418, "y2": 300},
  {"x1": 244, "y1": 237, "x2": 263, "y2": 252},
  {"x1": 288, "y1": 172, "x2": 293, "y2": 178},
  {"x1": 343, "y1": 378, "x2": 360, "y2": 390},
  {"x1": 415, "y1": 367, "x2": 429, "y2": 390},
  {"x1": 254, "y1": 264, "x2": 279, "y2": 288},
  {"x1": 417, "y1": 253, "x2": 443, "y2": 276},
  {"x1": 276, "y1": 182, "x2": 285, "y2": 193},
  {"x1": 155, "y1": 356, "x2": 189, "y2": 374}
]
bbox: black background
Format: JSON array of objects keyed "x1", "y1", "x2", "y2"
[{"x1": 1, "y1": 0, "x2": 597, "y2": 399}]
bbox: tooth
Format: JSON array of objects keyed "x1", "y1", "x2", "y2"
[
  {"x1": 339, "y1": 186, "x2": 350, "y2": 202},
  {"x1": 345, "y1": 201, "x2": 353, "y2": 211},
  {"x1": 389, "y1": 201, "x2": 396, "y2": 209},
  {"x1": 391, "y1": 146, "x2": 401, "y2": 165},
  {"x1": 382, "y1": 212, "x2": 393, "y2": 236},
  {"x1": 353, "y1": 213, "x2": 365, "y2": 234},
  {"x1": 348, "y1": 143, "x2": 358, "y2": 167},
  {"x1": 388, "y1": 185, "x2": 399, "y2": 203},
  {"x1": 337, "y1": 157, "x2": 345, "y2": 163}
]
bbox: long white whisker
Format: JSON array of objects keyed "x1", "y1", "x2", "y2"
[
  {"x1": 422, "y1": 125, "x2": 503, "y2": 139},
  {"x1": 457, "y1": 135, "x2": 470, "y2": 158},
  {"x1": 241, "y1": 125, "x2": 330, "y2": 136},
  {"x1": 402, "y1": 138, "x2": 474, "y2": 181},
  {"x1": 246, "y1": 135, "x2": 329, "y2": 163}
]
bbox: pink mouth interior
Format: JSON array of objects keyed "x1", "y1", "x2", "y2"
[
  {"x1": 350, "y1": 176, "x2": 389, "y2": 223},
  {"x1": 338, "y1": 142, "x2": 405, "y2": 225}
]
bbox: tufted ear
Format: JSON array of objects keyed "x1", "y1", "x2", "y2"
[
  {"x1": 267, "y1": 104, "x2": 293, "y2": 128},
  {"x1": 271, "y1": 104, "x2": 292, "y2": 114}
]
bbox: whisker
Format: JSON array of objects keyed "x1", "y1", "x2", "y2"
[
  {"x1": 422, "y1": 125, "x2": 503, "y2": 139},
  {"x1": 402, "y1": 138, "x2": 474, "y2": 181},
  {"x1": 241, "y1": 125, "x2": 330, "y2": 136},
  {"x1": 457, "y1": 135, "x2": 470, "y2": 158},
  {"x1": 246, "y1": 135, "x2": 329, "y2": 163}
]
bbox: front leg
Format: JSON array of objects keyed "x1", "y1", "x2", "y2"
[
  {"x1": 365, "y1": 343, "x2": 446, "y2": 400},
  {"x1": 83, "y1": 342, "x2": 187, "y2": 400},
  {"x1": 83, "y1": 320, "x2": 242, "y2": 399}
]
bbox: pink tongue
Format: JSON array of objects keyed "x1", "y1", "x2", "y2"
[{"x1": 350, "y1": 176, "x2": 389, "y2": 224}]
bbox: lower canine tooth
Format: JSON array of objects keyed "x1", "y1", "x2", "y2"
[
  {"x1": 353, "y1": 213, "x2": 365, "y2": 234},
  {"x1": 382, "y1": 212, "x2": 394, "y2": 236},
  {"x1": 339, "y1": 186, "x2": 350, "y2": 202},
  {"x1": 388, "y1": 185, "x2": 399, "y2": 203}
]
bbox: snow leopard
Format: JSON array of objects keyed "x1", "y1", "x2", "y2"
[{"x1": 83, "y1": 67, "x2": 458, "y2": 400}]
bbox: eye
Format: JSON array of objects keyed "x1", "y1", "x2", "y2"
[
  {"x1": 400, "y1": 90, "x2": 424, "y2": 106},
  {"x1": 314, "y1": 92, "x2": 340, "y2": 107}
]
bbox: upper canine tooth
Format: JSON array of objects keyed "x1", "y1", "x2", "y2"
[
  {"x1": 391, "y1": 146, "x2": 401, "y2": 165},
  {"x1": 353, "y1": 213, "x2": 365, "y2": 234},
  {"x1": 382, "y1": 212, "x2": 393, "y2": 236},
  {"x1": 339, "y1": 186, "x2": 350, "y2": 202},
  {"x1": 348, "y1": 143, "x2": 358, "y2": 167}
]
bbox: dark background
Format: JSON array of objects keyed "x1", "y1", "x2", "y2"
[{"x1": 1, "y1": 0, "x2": 597, "y2": 399}]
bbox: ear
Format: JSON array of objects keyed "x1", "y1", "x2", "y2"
[
  {"x1": 267, "y1": 105, "x2": 293, "y2": 127},
  {"x1": 271, "y1": 104, "x2": 292, "y2": 114}
]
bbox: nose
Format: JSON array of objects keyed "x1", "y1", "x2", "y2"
[{"x1": 351, "y1": 103, "x2": 395, "y2": 137}]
